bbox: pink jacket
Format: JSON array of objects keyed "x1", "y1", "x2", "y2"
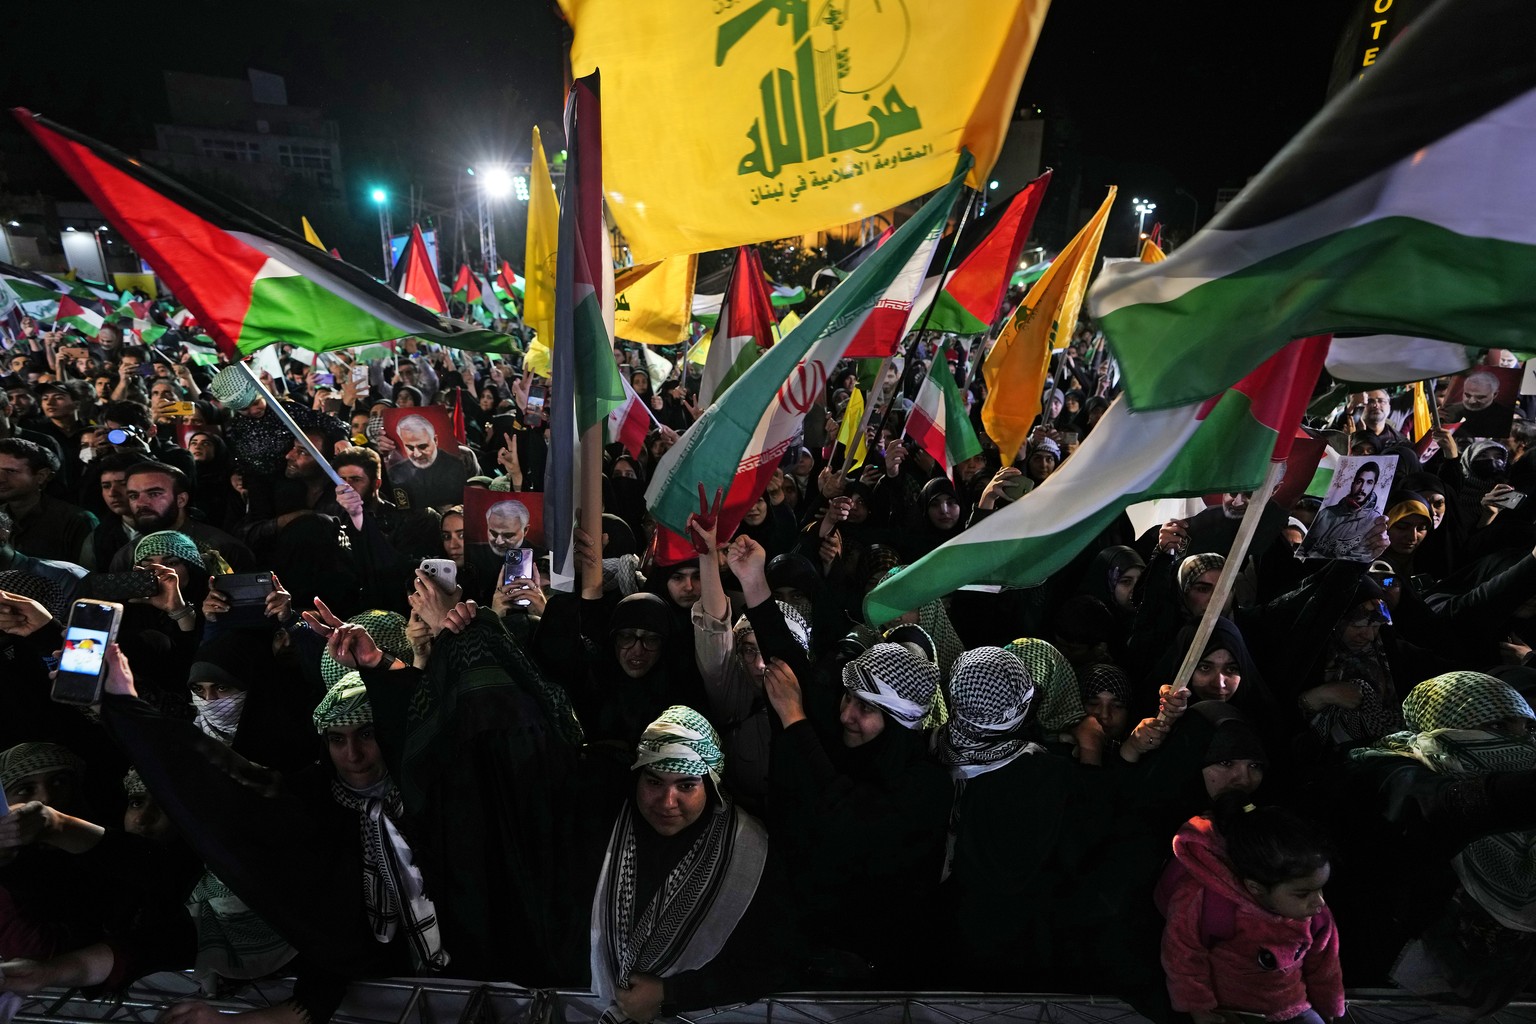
[{"x1": 1158, "y1": 816, "x2": 1346, "y2": 1021}]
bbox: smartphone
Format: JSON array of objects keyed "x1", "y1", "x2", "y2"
[
  {"x1": 162, "y1": 401, "x2": 197, "y2": 418},
  {"x1": 526, "y1": 385, "x2": 547, "y2": 411},
  {"x1": 419, "y1": 558, "x2": 458, "y2": 592},
  {"x1": 501, "y1": 548, "x2": 534, "y2": 586},
  {"x1": 351, "y1": 364, "x2": 371, "y2": 398},
  {"x1": 324, "y1": 398, "x2": 345, "y2": 415},
  {"x1": 214, "y1": 571, "x2": 275, "y2": 626},
  {"x1": 90, "y1": 569, "x2": 160, "y2": 602},
  {"x1": 51, "y1": 600, "x2": 124, "y2": 705},
  {"x1": 137, "y1": 364, "x2": 157, "y2": 378},
  {"x1": 314, "y1": 372, "x2": 335, "y2": 387},
  {"x1": 1489, "y1": 490, "x2": 1528, "y2": 510}
]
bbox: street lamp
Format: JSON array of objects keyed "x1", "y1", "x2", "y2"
[
  {"x1": 1133, "y1": 197, "x2": 1157, "y2": 249},
  {"x1": 369, "y1": 187, "x2": 392, "y2": 278}
]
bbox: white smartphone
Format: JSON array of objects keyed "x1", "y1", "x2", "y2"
[
  {"x1": 51, "y1": 599, "x2": 125, "y2": 705},
  {"x1": 419, "y1": 558, "x2": 458, "y2": 592}
]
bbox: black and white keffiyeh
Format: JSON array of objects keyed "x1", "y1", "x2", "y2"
[
  {"x1": 329, "y1": 777, "x2": 449, "y2": 972},
  {"x1": 591, "y1": 801, "x2": 768, "y2": 1024},
  {"x1": 842, "y1": 643, "x2": 939, "y2": 730},
  {"x1": 191, "y1": 693, "x2": 248, "y2": 745},
  {"x1": 935, "y1": 646, "x2": 1044, "y2": 780}
]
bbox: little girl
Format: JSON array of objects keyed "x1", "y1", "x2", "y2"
[{"x1": 1157, "y1": 794, "x2": 1345, "y2": 1024}]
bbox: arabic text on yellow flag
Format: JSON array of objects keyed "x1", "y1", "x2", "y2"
[
  {"x1": 837, "y1": 388, "x2": 869, "y2": 470},
  {"x1": 523, "y1": 126, "x2": 560, "y2": 383},
  {"x1": 1139, "y1": 238, "x2": 1166, "y2": 263},
  {"x1": 1412, "y1": 380, "x2": 1433, "y2": 441},
  {"x1": 614, "y1": 254, "x2": 698, "y2": 346},
  {"x1": 302, "y1": 216, "x2": 326, "y2": 251},
  {"x1": 558, "y1": 0, "x2": 1051, "y2": 262},
  {"x1": 982, "y1": 187, "x2": 1117, "y2": 460}
]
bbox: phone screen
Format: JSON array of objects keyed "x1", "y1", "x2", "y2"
[
  {"x1": 52, "y1": 600, "x2": 122, "y2": 705},
  {"x1": 526, "y1": 386, "x2": 547, "y2": 411},
  {"x1": 314, "y1": 372, "x2": 335, "y2": 387}
]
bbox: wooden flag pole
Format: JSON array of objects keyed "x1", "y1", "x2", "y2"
[{"x1": 1166, "y1": 458, "x2": 1287, "y2": 698}]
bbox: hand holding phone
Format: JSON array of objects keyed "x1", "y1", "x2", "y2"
[{"x1": 51, "y1": 600, "x2": 124, "y2": 705}]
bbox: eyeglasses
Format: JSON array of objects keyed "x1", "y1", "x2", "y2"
[{"x1": 615, "y1": 630, "x2": 663, "y2": 651}]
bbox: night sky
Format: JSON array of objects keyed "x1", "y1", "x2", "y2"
[{"x1": 0, "y1": 0, "x2": 1349, "y2": 252}]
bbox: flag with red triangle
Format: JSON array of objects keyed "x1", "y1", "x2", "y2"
[
  {"x1": 13, "y1": 109, "x2": 509, "y2": 357},
  {"x1": 395, "y1": 224, "x2": 446, "y2": 313},
  {"x1": 450, "y1": 264, "x2": 482, "y2": 306},
  {"x1": 697, "y1": 246, "x2": 778, "y2": 409},
  {"x1": 608, "y1": 373, "x2": 653, "y2": 459},
  {"x1": 54, "y1": 294, "x2": 104, "y2": 337}
]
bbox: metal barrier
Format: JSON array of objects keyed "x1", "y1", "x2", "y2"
[{"x1": 13, "y1": 975, "x2": 1536, "y2": 1024}]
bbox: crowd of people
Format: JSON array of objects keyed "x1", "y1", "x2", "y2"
[{"x1": 3, "y1": 303, "x2": 1536, "y2": 1024}]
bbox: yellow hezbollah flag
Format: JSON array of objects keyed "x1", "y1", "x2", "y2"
[
  {"x1": 1138, "y1": 238, "x2": 1166, "y2": 263},
  {"x1": 775, "y1": 310, "x2": 800, "y2": 341},
  {"x1": 837, "y1": 387, "x2": 869, "y2": 470},
  {"x1": 524, "y1": 126, "x2": 560, "y2": 382},
  {"x1": 301, "y1": 216, "x2": 326, "y2": 251},
  {"x1": 982, "y1": 187, "x2": 1117, "y2": 460},
  {"x1": 614, "y1": 254, "x2": 698, "y2": 346},
  {"x1": 558, "y1": 0, "x2": 1051, "y2": 261},
  {"x1": 1412, "y1": 380, "x2": 1433, "y2": 441}
]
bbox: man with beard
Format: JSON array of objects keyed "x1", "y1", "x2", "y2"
[
  {"x1": 485, "y1": 500, "x2": 531, "y2": 557},
  {"x1": 106, "y1": 463, "x2": 254, "y2": 571},
  {"x1": 1302, "y1": 461, "x2": 1389, "y2": 562},
  {"x1": 0, "y1": 437, "x2": 94, "y2": 562},
  {"x1": 1345, "y1": 390, "x2": 1405, "y2": 448},
  {"x1": 389, "y1": 414, "x2": 467, "y2": 511},
  {"x1": 1443, "y1": 370, "x2": 1514, "y2": 439},
  {"x1": 1147, "y1": 491, "x2": 1291, "y2": 565}
]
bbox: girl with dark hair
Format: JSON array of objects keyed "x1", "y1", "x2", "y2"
[{"x1": 1158, "y1": 796, "x2": 1344, "y2": 1024}]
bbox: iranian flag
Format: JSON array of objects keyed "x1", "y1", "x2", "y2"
[
  {"x1": 904, "y1": 171, "x2": 1052, "y2": 338},
  {"x1": 864, "y1": 336, "x2": 1330, "y2": 625},
  {"x1": 904, "y1": 341, "x2": 981, "y2": 474},
  {"x1": 608, "y1": 374, "x2": 653, "y2": 459},
  {"x1": 13, "y1": 109, "x2": 510, "y2": 357},
  {"x1": 697, "y1": 246, "x2": 777, "y2": 409},
  {"x1": 647, "y1": 161, "x2": 968, "y2": 544},
  {"x1": 1090, "y1": 0, "x2": 1536, "y2": 412},
  {"x1": 54, "y1": 294, "x2": 104, "y2": 336}
]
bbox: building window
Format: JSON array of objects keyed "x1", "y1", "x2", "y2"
[
  {"x1": 200, "y1": 138, "x2": 260, "y2": 163},
  {"x1": 277, "y1": 144, "x2": 333, "y2": 171}
]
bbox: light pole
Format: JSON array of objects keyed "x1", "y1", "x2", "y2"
[
  {"x1": 370, "y1": 187, "x2": 391, "y2": 278},
  {"x1": 1133, "y1": 197, "x2": 1157, "y2": 250},
  {"x1": 470, "y1": 166, "x2": 513, "y2": 273}
]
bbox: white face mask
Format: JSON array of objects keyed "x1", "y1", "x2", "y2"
[{"x1": 78, "y1": 446, "x2": 95, "y2": 464}]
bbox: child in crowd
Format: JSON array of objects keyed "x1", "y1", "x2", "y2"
[{"x1": 1158, "y1": 795, "x2": 1344, "y2": 1024}]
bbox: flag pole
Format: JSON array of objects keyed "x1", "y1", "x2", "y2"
[
  {"x1": 1166, "y1": 458, "x2": 1287, "y2": 699},
  {"x1": 1427, "y1": 377, "x2": 1442, "y2": 431},
  {"x1": 837, "y1": 189, "x2": 978, "y2": 475},
  {"x1": 232, "y1": 361, "x2": 348, "y2": 489}
]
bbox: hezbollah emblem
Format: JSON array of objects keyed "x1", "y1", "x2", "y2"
[{"x1": 717, "y1": 0, "x2": 923, "y2": 181}]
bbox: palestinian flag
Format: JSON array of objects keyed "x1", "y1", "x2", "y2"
[
  {"x1": 394, "y1": 224, "x2": 447, "y2": 314},
  {"x1": 904, "y1": 171, "x2": 1052, "y2": 338},
  {"x1": 647, "y1": 160, "x2": 968, "y2": 546},
  {"x1": 864, "y1": 336, "x2": 1330, "y2": 625},
  {"x1": 449, "y1": 264, "x2": 482, "y2": 306},
  {"x1": 54, "y1": 294, "x2": 104, "y2": 336},
  {"x1": 697, "y1": 246, "x2": 777, "y2": 409},
  {"x1": 546, "y1": 75, "x2": 626, "y2": 591},
  {"x1": 497, "y1": 261, "x2": 525, "y2": 302},
  {"x1": 1090, "y1": 0, "x2": 1536, "y2": 412},
  {"x1": 608, "y1": 373, "x2": 652, "y2": 459},
  {"x1": 0, "y1": 261, "x2": 68, "y2": 315},
  {"x1": 477, "y1": 274, "x2": 509, "y2": 320},
  {"x1": 905, "y1": 342, "x2": 981, "y2": 474},
  {"x1": 13, "y1": 109, "x2": 510, "y2": 357}
]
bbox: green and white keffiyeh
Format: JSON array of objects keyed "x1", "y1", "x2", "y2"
[
  {"x1": 313, "y1": 672, "x2": 373, "y2": 733},
  {"x1": 632, "y1": 706, "x2": 725, "y2": 783},
  {"x1": 1358, "y1": 672, "x2": 1536, "y2": 932},
  {"x1": 0, "y1": 742, "x2": 84, "y2": 791}
]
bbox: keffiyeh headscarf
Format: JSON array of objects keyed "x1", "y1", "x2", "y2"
[
  {"x1": 0, "y1": 569, "x2": 64, "y2": 622},
  {"x1": 0, "y1": 742, "x2": 84, "y2": 791},
  {"x1": 313, "y1": 672, "x2": 374, "y2": 732},
  {"x1": 732, "y1": 601, "x2": 811, "y2": 654},
  {"x1": 1178, "y1": 553, "x2": 1225, "y2": 594},
  {"x1": 632, "y1": 706, "x2": 726, "y2": 785},
  {"x1": 1358, "y1": 672, "x2": 1536, "y2": 933},
  {"x1": 134, "y1": 530, "x2": 205, "y2": 570},
  {"x1": 936, "y1": 647, "x2": 1044, "y2": 779},
  {"x1": 842, "y1": 643, "x2": 940, "y2": 730},
  {"x1": 1005, "y1": 637, "x2": 1086, "y2": 733},
  {"x1": 320, "y1": 610, "x2": 412, "y2": 686},
  {"x1": 123, "y1": 767, "x2": 147, "y2": 797}
]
